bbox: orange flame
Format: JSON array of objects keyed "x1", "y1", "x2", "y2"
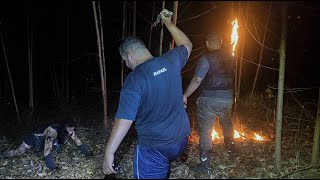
[
  {"x1": 234, "y1": 130, "x2": 245, "y2": 139},
  {"x1": 211, "y1": 128, "x2": 265, "y2": 141},
  {"x1": 253, "y1": 133, "x2": 264, "y2": 141},
  {"x1": 231, "y1": 18, "x2": 239, "y2": 56},
  {"x1": 211, "y1": 129, "x2": 221, "y2": 140}
]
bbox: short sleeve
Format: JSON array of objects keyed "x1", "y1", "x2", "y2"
[
  {"x1": 194, "y1": 55, "x2": 209, "y2": 78},
  {"x1": 162, "y1": 45, "x2": 189, "y2": 71}
]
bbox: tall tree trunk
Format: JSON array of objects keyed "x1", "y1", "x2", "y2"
[
  {"x1": 169, "y1": 1, "x2": 178, "y2": 50},
  {"x1": 121, "y1": 1, "x2": 127, "y2": 87},
  {"x1": 66, "y1": 16, "x2": 70, "y2": 104},
  {"x1": 159, "y1": 1, "x2": 165, "y2": 55},
  {"x1": 312, "y1": 88, "x2": 320, "y2": 165},
  {"x1": 133, "y1": 1, "x2": 136, "y2": 36},
  {"x1": 250, "y1": 1, "x2": 272, "y2": 97},
  {"x1": 275, "y1": 1, "x2": 287, "y2": 173},
  {"x1": 148, "y1": 1, "x2": 155, "y2": 50},
  {"x1": 1, "y1": 33, "x2": 21, "y2": 123},
  {"x1": 92, "y1": 1, "x2": 108, "y2": 128},
  {"x1": 28, "y1": 16, "x2": 34, "y2": 112},
  {"x1": 97, "y1": 1, "x2": 108, "y2": 128},
  {"x1": 237, "y1": 1, "x2": 249, "y2": 100}
]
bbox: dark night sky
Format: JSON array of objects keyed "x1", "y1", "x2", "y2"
[{"x1": 1, "y1": 1, "x2": 320, "y2": 106}]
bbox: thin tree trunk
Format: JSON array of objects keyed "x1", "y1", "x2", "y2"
[
  {"x1": 0, "y1": 33, "x2": 21, "y2": 123},
  {"x1": 159, "y1": 1, "x2": 165, "y2": 55},
  {"x1": 66, "y1": 16, "x2": 70, "y2": 104},
  {"x1": 169, "y1": 1, "x2": 178, "y2": 50},
  {"x1": 53, "y1": 63, "x2": 61, "y2": 103},
  {"x1": 275, "y1": 1, "x2": 287, "y2": 173},
  {"x1": 133, "y1": 1, "x2": 136, "y2": 36},
  {"x1": 250, "y1": 1, "x2": 272, "y2": 98},
  {"x1": 237, "y1": 1, "x2": 249, "y2": 100},
  {"x1": 312, "y1": 88, "x2": 320, "y2": 165},
  {"x1": 97, "y1": 1, "x2": 108, "y2": 128},
  {"x1": 28, "y1": 16, "x2": 34, "y2": 112},
  {"x1": 121, "y1": 1, "x2": 127, "y2": 87},
  {"x1": 93, "y1": 1, "x2": 108, "y2": 128},
  {"x1": 148, "y1": 1, "x2": 155, "y2": 50},
  {"x1": 49, "y1": 63, "x2": 58, "y2": 102}
]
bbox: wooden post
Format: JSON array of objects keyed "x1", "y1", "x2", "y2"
[
  {"x1": 275, "y1": 1, "x2": 287, "y2": 173},
  {"x1": 312, "y1": 88, "x2": 320, "y2": 165}
]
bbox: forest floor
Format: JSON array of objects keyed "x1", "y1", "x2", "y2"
[{"x1": 1, "y1": 91, "x2": 320, "y2": 179}]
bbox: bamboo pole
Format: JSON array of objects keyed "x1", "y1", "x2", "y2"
[
  {"x1": 275, "y1": 1, "x2": 287, "y2": 173},
  {"x1": 92, "y1": 1, "x2": 108, "y2": 128},
  {"x1": 133, "y1": 1, "x2": 136, "y2": 36},
  {"x1": 1, "y1": 33, "x2": 21, "y2": 123},
  {"x1": 121, "y1": 1, "x2": 127, "y2": 87},
  {"x1": 27, "y1": 16, "x2": 34, "y2": 111},
  {"x1": 159, "y1": 1, "x2": 165, "y2": 55},
  {"x1": 169, "y1": 1, "x2": 178, "y2": 50},
  {"x1": 66, "y1": 16, "x2": 70, "y2": 104},
  {"x1": 312, "y1": 88, "x2": 320, "y2": 165},
  {"x1": 237, "y1": 1, "x2": 249, "y2": 100},
  {"x1": 98, "y1": 1, "x2": 108, "y2": 128},
  {"x1": 148, "y1": 1, "x2": 155, "y2": 50},
  {"x1": 250, "y1": 1, "x2": 272, "y2": 98}
]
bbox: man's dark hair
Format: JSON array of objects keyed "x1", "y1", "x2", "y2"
[
  {"x1": 63, "y1": 117, "x2": 76, "y2": 128},
  {"x1": 119, "y1": 36, "x2": 146, "y2": 57}
]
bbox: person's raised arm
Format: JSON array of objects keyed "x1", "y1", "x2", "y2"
[{"x1": 161, "y1": 9, "x2": 193, "y2": 58}]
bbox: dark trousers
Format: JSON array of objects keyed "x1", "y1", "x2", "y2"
[{"x1": 197, "y1": 96, "x2": 234, "y2": 151}]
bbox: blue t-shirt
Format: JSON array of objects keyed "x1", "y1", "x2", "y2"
[{"x1": 115, "y1": 45, "x2": 191, "y2": 148}]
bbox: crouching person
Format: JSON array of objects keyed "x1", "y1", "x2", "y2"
[{"x1": 3, "y1": 117, "x2": 92, "y2": 171}]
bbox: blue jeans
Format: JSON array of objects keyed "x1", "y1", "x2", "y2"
[
  {"x1": 196, "y1": 96, "x2": 233, "y2": 151},
  {"x1": 133, "y1": 137, "x2": 188, "y2": 179},
  {"x1": 23, "y1": 133, "x2": 45, "y2": 153}
]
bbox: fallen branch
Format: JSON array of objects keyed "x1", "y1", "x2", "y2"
[{"x1": 277, "y1": 165, "x2": 320, "y2": 179}]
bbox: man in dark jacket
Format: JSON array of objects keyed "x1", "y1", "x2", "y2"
[
  {"x1": 3, "y1": 117, "x2": 92, "y2": 171},
  {"x1": 183, "y1": 32, "x2": 236, "y2": 173}
]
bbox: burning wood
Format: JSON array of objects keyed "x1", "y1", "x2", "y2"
[
  {"x1": 231, "y1": 18, "x2": 239, "y2": 56},
  {"x1": 211, "y1": 128, "x2": 266, "y2": 141}
]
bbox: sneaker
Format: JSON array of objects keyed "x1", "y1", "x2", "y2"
[
  {"x1": 191, "y1": 158, "x2": 211, "y2": 173},
  {"x1": 224, "y1": 137, "x2": 236, "y2": 153},
  {"x1": 227, "y1": 140, "x2": 235, "y2": 153}
]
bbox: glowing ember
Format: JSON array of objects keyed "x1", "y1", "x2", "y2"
[
  {"x1": 234, "y1": 130, "x2": 245, "y2": 139},
  {"x1": 211, "y1": 129, "x2": 221, "y2": 140},
  {"x1": 231, "y1": 18, "x2": 239, "y2": 56},
  {"x1": 254, "y1": 132, "x2": 264, "y2": 141}
]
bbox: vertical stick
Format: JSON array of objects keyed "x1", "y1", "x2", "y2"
[
  {"x1": 169, "y1": 1, "x2": 178, "y2": 50},
  {"x1": 275, "y1": 1, "x2": 287, "y2": 173},
  {"x1": 312, "y1": 88, "x2": 320, "y2": 165},
  {"x1": 1, "y1": 33, "x2": 21, "y2": 123},
  {"x1": 66, "y1": 16, "x2": 70, "y2": 104},
  {"x1": 133, "y1": 1, "x2": 136, "y2": 36},
  {"x1": 148, "y1": 1, "x2": 155, "y2": 50},
  {"x1": 159, "y1": 1, "x2": 165, "y2": 55},
  {"x1": 121, "y1": 1, "x2": 127, "y2": 87}
]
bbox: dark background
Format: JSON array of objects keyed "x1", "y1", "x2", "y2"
[{"x1": 0, "y1": 1, "x2": 320, "y2": 124}]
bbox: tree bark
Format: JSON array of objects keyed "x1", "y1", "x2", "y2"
[
  {"x1": 312, "y1": 88, "x2": 320, "y2": 165},
  {"x1": 275, "y1": 1, "x2": 287, "y2": 173}
]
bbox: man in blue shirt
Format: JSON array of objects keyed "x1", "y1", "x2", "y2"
[
  {"x1": 102, "y1": 9, "x2": 193, "y2": 179},
  {"x1": 183, "y1": 32, "x2": 236, "y2": 173}
]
